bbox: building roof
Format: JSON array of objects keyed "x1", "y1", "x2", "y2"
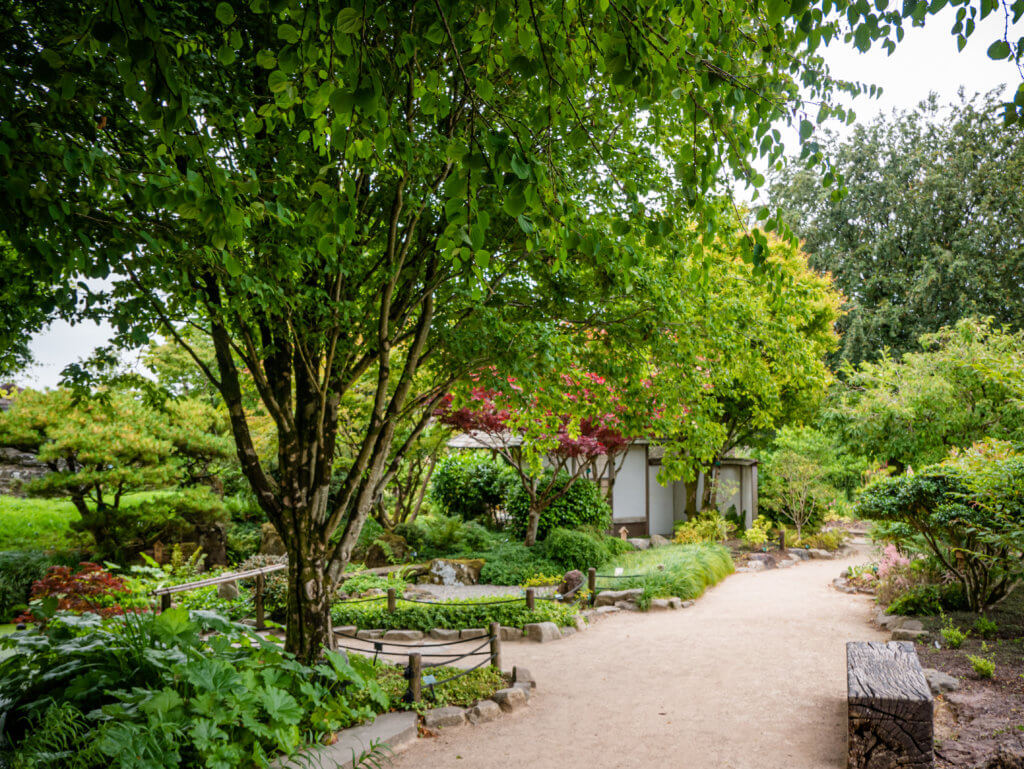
[{"x1": 446, "y1": 431, "x2": 522, "y2": 450}]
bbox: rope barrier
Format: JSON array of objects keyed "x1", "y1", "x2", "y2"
[
  {"x1": 425, "y1": 653, "x2": 496, "y2": 689},
  {"x1": 421, "y1": 637, "x2": 493, "y2": 668},
  {"x1": 393, "y1": 595, "x2": 525, "y2": 607}
]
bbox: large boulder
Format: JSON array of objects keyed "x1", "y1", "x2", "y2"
[
  {"x1": 363, "y1": 531, "x2": 410, "y2": 568},
  {"x1": 649, "y1": 534, "x2": 671, "y2": 548},
  {"x1": 426, "y1": 558, "x2": 484, "y2": 585},
  {"x1": 524, "y1": 622, "x2": 561, "y2": 643},
  {"x1": 557, "y1": 569, "x2": 584, "y2": 598},
  {"x1": 259, "y1": 523, "x2": 287, "y2": 556}
]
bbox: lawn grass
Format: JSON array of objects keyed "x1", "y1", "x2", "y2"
[
  {"x1": 598, "y1": 543, "x2": 734, "y2": 604},
  {"x1": 0, "y1": 491, "x2": 170, "y2": 551},
  {"x1": 0, "y1": 495, "x2": 83, "y2": 551}
]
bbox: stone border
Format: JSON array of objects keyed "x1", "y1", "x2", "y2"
[
  {"x1": 333, "y1": 616, "x2": 588, "y2": 645},
  {"x1": 281, "y1": 666, "x2": 538, "y2": 768},
  {"x1": 735, "y1": 546, "x2": 845, "y2": 572}
]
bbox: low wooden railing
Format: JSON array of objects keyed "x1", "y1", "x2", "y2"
[{"x1": 151, "y1": 562, "x2": 287, "y2": 630}]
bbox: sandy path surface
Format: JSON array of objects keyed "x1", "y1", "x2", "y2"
[{"x1": 390, "y1": 545, "x2": 886, "y2": 769}]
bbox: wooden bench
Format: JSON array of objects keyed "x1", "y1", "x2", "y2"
[
  {"x1": 847, "y1": 641, "x2": 934, "y2": 769},
  {"x1": 152, "y1": 563, "x2": 287, "y2": 630}
]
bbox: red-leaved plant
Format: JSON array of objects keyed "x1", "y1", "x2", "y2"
[{"x1": 16, "y1": 562, "x2": 137, "y2": 624}]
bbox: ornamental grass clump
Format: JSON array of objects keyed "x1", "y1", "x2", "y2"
[{"x1": 599, "y1": 543, "x2": 734, "y2": 606}]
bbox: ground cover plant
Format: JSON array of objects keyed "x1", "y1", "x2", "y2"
[
  {"x1": 598, "y1": 543, "x2": 734, "y2": 607},
  {"x1": 0, "y1": 607, "x2": 389, "y2": 769},
  {"x1": 331, "y1": 595, "x2": 578, "y2": 631},
  {"x1": 365, "y1": 657, "x2": 508, "y2": 715},
  {"x1": 0, "y1": 495, "x2": 85, "y2": 550}
]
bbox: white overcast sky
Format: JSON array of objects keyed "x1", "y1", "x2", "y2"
[{"x1": 16, "y1": 8, "x2": 1023, "y2": 390}]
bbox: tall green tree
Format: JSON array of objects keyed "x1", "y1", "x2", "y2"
[
  {"x1": 827, "y1": 318, "x2": 1024, "y2": 471},
  {"x1": 771, "y1": 91, "x2": 1024, "y2": 365},
  {"x1": 1, "y1": 0, "x2": 1015, "y2": 660}
]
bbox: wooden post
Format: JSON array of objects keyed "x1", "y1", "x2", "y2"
[
  {"x1": 160, "y1": 593, "x2": 171, "y2": 613},
  {"x1": 408, "y1": 653, "x2": 422, "y2": 703},
  {"x1": 525, "y1": 588, "x2": 535, "y2": 610},
  {"x1": 588, "y1": 567, "x2": 597, "y2": 606},
  {"x1": 387, "y1": 588, "x2": 396, "y2": 613},
  {"x1": 779, "y1": 529, "x2": 786, "y2": 552},
  {"x1": 255, "y1": 572, "x2": 266, "y2": 630},
  {"x1": 489, "y1": 622, "x2": 502, "y2": 671}
]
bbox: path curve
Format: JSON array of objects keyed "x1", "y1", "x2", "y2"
[{"x1": 390, "y1": 545, "x2": 886, "y2": 769}]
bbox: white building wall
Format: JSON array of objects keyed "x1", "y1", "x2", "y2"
[{"x1": 612, "y1": 445, "x2": 646, "y2": 522}]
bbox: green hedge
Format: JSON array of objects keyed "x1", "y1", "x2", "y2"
[
  {"x1": 505, "y1": 473, "x2": 611, "y2": 541},
  {"x1": 330, "y1": 595, "x2": 578, "y2": 630}
]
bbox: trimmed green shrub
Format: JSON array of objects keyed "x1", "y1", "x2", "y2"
[
  {"x1": 330, "y1": 594, "x2": 578, "y2": 630},
  {"x1": 505, "y1": 473, "x2": 611, "y2": 542},
  {"x1": 429, "y1": 454, "x2": 515, "y2": 524},
  {"x1": 471, "y1": 542, "x2": 562, "y2": 585},
  {"x1": 540, "y1": 528, "x2": 610, "y2": 572},
  {"x1": 886, "y1": 583, "x2": 966, "y2": 616}
]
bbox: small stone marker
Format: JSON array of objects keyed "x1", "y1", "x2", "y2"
[
  {"x1": 618, "y1": 526, "x2": 629, "y2": 539},
  {"x1": 491, "y1": 687, "x2": 527, "y2": 712},
  {"x1": 423, "y1": 706, "x2": 466, "y2": 729},
  {"x1": 847, "y1": 641, "x2": 933, "y2": 769},
  {"x1": 466, "y1": 700, "x2": 501, "y2": 724}
]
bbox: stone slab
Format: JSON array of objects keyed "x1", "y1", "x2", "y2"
[
  {"x1": 279, "y1": 711, "x2": 418, "y2": 769},
  {"x1": 491, "y1": 686, "x2": 527, "y2": 712},
  {"x1": 429, "y1": 628, "x2": 461, "y2": 641},
  {"x1": 356, "y1": 629, "x2": 383, "y2": 640},
  {"x1": 512, "y1": 665, "x2": 536, "y2": 689},
  {"x1": 423, "y1": 706, "x2": 466, "y2": 729},
  {"x1": 466, "y1": 699, "x2": 501, "y2": 724},
  {"x1": 594, "y1": 588, "x2": 643, "y2": 607},
  {"x1": 461, "y1": 627, "x2": 487, "y2": 640},
  {"x1": 524, "y1": 621, "x2": 561, "y2": 643},
  {"x1": 383, "y1": 629, "x2": 423, "y2": 642},
  {"x1": 499, "y1": 626, "x2": 523, "y2": 641}
]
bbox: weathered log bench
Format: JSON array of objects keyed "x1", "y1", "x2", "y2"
[
  {"x1": 152, "y1": 562, "x2": 287, "y2": 630},
  {"x1": 847, "y1": 641, "x2": 934, "y2": 769}
]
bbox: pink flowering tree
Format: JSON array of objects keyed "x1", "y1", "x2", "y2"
[{"x1": 437, "y1": 370, "x2": 635, "y2": 546}]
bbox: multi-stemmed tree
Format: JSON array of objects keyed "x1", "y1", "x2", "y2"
[{"x1": 2, "y1": 0, "x2": 1014, "y2": 660}]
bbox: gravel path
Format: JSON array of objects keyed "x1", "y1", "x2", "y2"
[{"x1": 390, "y1": 543, "x2": 886, "y2": 769}]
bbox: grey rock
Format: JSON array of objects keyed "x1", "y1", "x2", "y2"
[
  {"x1": 560, "y1": 626, "x2": 577, "y2": 638},
  {"x1": 667, "y1": 597, "x2": 683, "y2": 609},
  {"x1": 217, "y1": 580, "x2": 240, "y2": 600},
  {"x1": 626, "y1": 538, "x2": 650, "y2": 551},
  {"x1": 790, "y1": 549, "x2": 811, "y2": 560},
  {"x1": 259, "y1": 522, "x2": 288, "y2": 556},
  {"x1": 382, "y1": 629, "x2": 423, "y2": 642},
  {"x1": 901, "y1": 619, "x2": 924, "y2": 632},
  {"x1": 680, "y1": 600, "x2": 695, "y2": 608},
  {"x1": 428, "y1": 628, "x2": 460, "y2": 641},
  {"x1": 356, "y1": 629, "x2": 383, "y2": 640},
  {"x1": 512, "y1": 665, "x2": 536, "y2": 689},
  {"x1": 748, "y1": 553, "x2": 772, "y2": 562},
  {"x1": 806, "y1": 548, "x2": 834, "y2": 559},
  {"x1": 614, "y1": 600, "x2": 640, "y2": 611},
  {"x1": 423, "y1": 706, "x2": 466, "y2": 729},
  {"x1": 875, "y1": 612, "x2": 908, "y2": 631},
  {"x1": 648, "y1": 598, "x2": 671, "y2": 611},
  {"x1": 491, "y1": 687, "x2": 528, "y2": 713},
  {"x1": 649, "y1": 534, "x2": 671, "y2": 548},
  {"x1": 594, "y1": 605, "x2": 620, "y2": 615},
  {"x1": 594, "y1": 588, "x2": 643, "y2": 607},
  {"x1": 573, "y1": 614, "x2": 586, "y2": 631},
  {"x1": 523, "y1": 621, "x2": 561, "y2": 643},
  {"x1": 743, "y1": 560, "x2": 766, "y2": 571},
  {"x1": 460, "y1": 627, "x2": 487, "y2": 640},
  {"x1": 466, "y1": 699, "x2": 501, "y2": 724},
  {"x1": 892, "y1": 628, "x2": 929, "y2": 642},
  {"x1": 922, "y1": 668, "x2": 959, "y2": 694},
  {"x1": 557, "y1": 569, "x2": 584, "y2": 597},
  {"x1": 499, "y1": 626, "x2": 522, "y2": 641},
  {"x1": 334, "y1": 625, "x2": 357, "y2": 636},
  {"x1": 513, "y1": 681, "x2": 532, "y2": 701}
]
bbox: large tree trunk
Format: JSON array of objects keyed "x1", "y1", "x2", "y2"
[
  {"x1": 524, "y1": 501, "x2": 543, "y2": 547},
  {"x1": 283, "y1": 541, "x2": 335, "y2": 662}
]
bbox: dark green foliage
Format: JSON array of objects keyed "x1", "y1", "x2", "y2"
[
  {"x1": 886, "y1": 584, "x2": 966, "y2": 617},
  {"x1": 429, "y1": 455, "x2": 515, "y2": 525},
  {"x1": 505, "y1": 474, "x2": 611, "y2": 542},
  {"x1": 330, "y1": 595, "x2": 578, "y2": 631},
  {"x1": 472, "y1": 542, "x2": 563, "y2": 586},
  {"x1": 0, "y1": 608, "x2": 388, "y2": 767},
  {"x1": 225, "y1": 521, "x2": 262, "y2": 564},
  {"x1": 393, "y1": 515, "x2": 499, "y2": 561},
  {"x1": 540, "y1": 528, "x2": 610, "y2": 572},
  {"x1": 855, "y1": 462, "x2": 1024, "y2": 611},
  {"x1": 238, "y1": 554, "x2": 288, "y2": 620},
  {"x1": 0, "y1": 549, "x2": 76, "y2": 621},
  {"x1": 772, "y1": 92, "x2": 1024, "y2": 366}
]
